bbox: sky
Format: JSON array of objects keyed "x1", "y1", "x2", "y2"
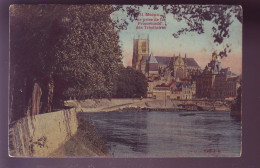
[{"x1": 111, "y1": 5, "x2": 242, "y2": 75}]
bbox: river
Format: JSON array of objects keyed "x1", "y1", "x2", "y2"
[{"x1": 79, "y1": 111, "x2": 241, "y2": 157}]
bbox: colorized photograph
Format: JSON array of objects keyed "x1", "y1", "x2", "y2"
[{"x1": 9, "y1": 4, "x2": 242, "y2": 157}]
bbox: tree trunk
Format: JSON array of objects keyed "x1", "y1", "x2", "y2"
[
  {"x1": 27, "y1": 82, "x2": 42, "y2": 116},
  {"x1": 47, "y1": 72, "x2": 54, "y2": 112},
  {"x1": 9, "y1": 66, "x2": 16, "y2": 122}
]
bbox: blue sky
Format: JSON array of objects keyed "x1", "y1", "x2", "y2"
[{"x1": 111, "y1": 5, "x2": 242, "y2": 74}]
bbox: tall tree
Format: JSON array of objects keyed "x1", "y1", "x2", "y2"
[
  {"x1": 115, "y1": 66, "x2": 148, "y2": 98},
  {"x1": 10, "y1": 5, "x2": 123, "y2": 121},
  {"x1": 10, "y1": 5, "x2": 66, "y2": 120},
  {"x1": 55, "y1": 5, "x2": 122, "y2": 100}
]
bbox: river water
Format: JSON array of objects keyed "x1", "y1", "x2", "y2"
[{"x1": 79, "y1": 111, "x2": 241, "y2": 157}]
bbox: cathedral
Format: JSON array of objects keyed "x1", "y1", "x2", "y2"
[
  {"x1": 132, "y1": 36, "x2": 201, "y2": 81},
  {"x1": 131, "y1": 36, "x2": 240, "y2": 100}
]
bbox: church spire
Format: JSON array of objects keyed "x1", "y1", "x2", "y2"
[{"x1": 178, "y1": 52, "x2": 181, "y2": 58}]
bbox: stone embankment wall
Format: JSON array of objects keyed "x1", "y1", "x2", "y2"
[
  {"x1": 9, "y1": 108, "x2": 78, "y2": 157},
  {"x1": 70, "y1": 98, "x2": 230, "y2": 113}
]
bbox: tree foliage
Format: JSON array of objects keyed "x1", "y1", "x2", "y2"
[
  {"x1": 9, "y1": 5, "x2": 123, "y2": 121},
  {"x1": 10, "y1": 4, "x2": 240, "y2": 121},
  {"x1": 10, "y1": 5, "x2": 66, "y2": 120},
  {"x1": 115, "y1": 66, "x2": 148, "y2": 98},
  {"x1": 113, "y1": 5, "x2": 242, "y2": 58},
  {"x1": 54, "y1": 5, "x2": 122, "y2": 99}
]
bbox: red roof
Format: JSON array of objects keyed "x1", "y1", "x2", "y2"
[
  {"x1": 166, "y1": 81, "x2": 175, "y2": 87},
  {"x1": 156, "y1": 81, "x2": 175, "y2": 87}
]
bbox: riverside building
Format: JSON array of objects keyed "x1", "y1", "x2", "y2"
[
  {"x1": 132, "y1": 36, "x2": 240, "y2": 100},
  {"x1": 195, "y1": 52, "x2": 240, "y2": 99}
]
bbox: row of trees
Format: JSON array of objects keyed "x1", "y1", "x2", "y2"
[
  {"x1": 10, "y1": 5, "x2": 147, "y2": 122},
  {"x1": 10, "y1": 4, "x2": 242, "y2": 122}
]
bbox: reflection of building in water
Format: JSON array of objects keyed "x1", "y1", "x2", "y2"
[{"x1": 196, "y1": 52, "x2": 240, "y2": 99}]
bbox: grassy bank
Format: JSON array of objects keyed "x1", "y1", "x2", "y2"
[{"x1": 50, "y1": 116, "x2": 109, "y2": 157}]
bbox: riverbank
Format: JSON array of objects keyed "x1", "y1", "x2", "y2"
[
  {"x1": 9, "y1": 98, "x2": 231, "y2": 157},
  {"x1": 50, "y1": 116, "x2": 109, "y2": 157},
  {"x1": 82, "y1": 110, "x2": 241, "y2": 157},
  {"x1": 65, "y1": 98, "x2": 230, "y2": 113},
  {"x1": 9, "y1": 108, "x2": 109, "y2": 157}
]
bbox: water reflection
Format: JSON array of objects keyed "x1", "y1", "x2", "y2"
[
  {"x1": 79, "y1": 111, "x2": 241, "y2": 157},
  {"x1": 80, "y1": 111, "x2": 149, "y2": 155}
]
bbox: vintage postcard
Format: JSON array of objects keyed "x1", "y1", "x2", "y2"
[{"x1": 9, "y1": 4, "x2": 242, "y2": 157}]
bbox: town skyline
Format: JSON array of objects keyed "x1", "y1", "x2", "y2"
[
  {"x1": 112, "y1": 5, "x2": 242, "y2": 75},
  {"x1": 123, "y1": 45, "x2": 242, "y2": 75}
]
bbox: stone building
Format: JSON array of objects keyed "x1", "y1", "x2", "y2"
[
  {"x1": 132, "y1": 37, "x2": 201, "y2": 81},
  {"x1": 196, "y1": 52, "x2": 240, "y2": 99},
  {"x1": 146, "y1": 53, "x2": 159, "y2": 78},
  {"x1": 132, "y1": 36, "x2": 149, "y2": 72},
  {"x1": 149, "y1": 81, "x2": 193, "y2": 100},
  {"x1": 172, "y1": 82, "x2": 193, "y2": 100},
  {"x1": 132, "y1": 36, "x2": 201, "y2": 99},
  {"x1": 149, "y1": 87, "x2": 171, "y2": 100},
  {"x1": 140, "y1": 53, "x2": 201, "y2": 81}
]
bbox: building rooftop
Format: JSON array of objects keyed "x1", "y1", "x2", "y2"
[
  {"x1": 220, "y1": 68, "x2": 237, "y2": 77},
  {"x1": 155, "y1": 81, "x2": 175, "y2": 88},
  {"x1": 175, "y1": 82, "x2": 190, "y2": 89},
  {"x1": 148, "y1": 53, "x2": 158, "y2": 64},
  {"x1": 142, "y1": 56, "x2": 200, "y2": 68}
]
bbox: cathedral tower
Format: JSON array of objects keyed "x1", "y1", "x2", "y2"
[{"x1": 132, "y1": 35, "x2": 149, "y2": 70}]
